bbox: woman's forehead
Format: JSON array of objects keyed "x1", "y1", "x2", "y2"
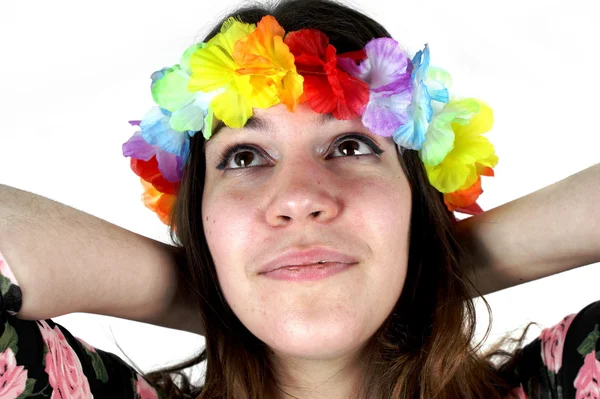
[{"x1": 205, "y1": 105, "x2": 367, "y2": 146}]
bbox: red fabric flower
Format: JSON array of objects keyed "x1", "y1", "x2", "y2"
[
  {"x1": 130, "y1": 155, "x2": 179, "y2": 195},
  {"x1": 284, "y1": 29, "x2": 369, "y2": 119}
]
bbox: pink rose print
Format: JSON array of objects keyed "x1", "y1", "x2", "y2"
[
  {"x1": 0, "y1": 252, "x2": 19, "y2": 286},
  {"x1": 38, "y1": 320, "x2": 93, "y2": 399},
  {"x1": 135, "y1": 374, "x2": 159, "y2": 399},
  {"x1": 0, "y1": 347, "x2": 28, "y2": 398},
  {"x1": 574, "y1": 351, "x2": 600, "y2": 399},
  {"x1": 540, "y1": 313, "x2": 576, "y2": 373},
  {"x1": 511, "y1": 384, "x2": 528, "y2": 399}
]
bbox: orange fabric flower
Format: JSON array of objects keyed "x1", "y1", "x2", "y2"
[
  {"x1": 232, "y1": 15, "x2": 303, "y2": 112},
  {"x1": 140, "y1": 179, "x2": 176, "y2": 225},
  {"x1": 444, "y1": 176, "x2": 483, "y2": 214}
]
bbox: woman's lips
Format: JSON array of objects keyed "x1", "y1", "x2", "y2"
[
  {"x1": 258, "y1": 247, "x2": 359, "y2": 274},
  {"x1": 261, "y1": 261, "x2": 355, "y2": 282}
]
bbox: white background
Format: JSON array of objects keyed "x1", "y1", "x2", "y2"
[{"x1": 1, "y1": 0, "x2": 598, "y2": 384}]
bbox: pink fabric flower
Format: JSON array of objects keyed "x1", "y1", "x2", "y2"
[
  {"x1": 0, "y1": 347, "x2": 28, "y2": 398},
  {"x1": 135, "y1": 374, "x2": 159, "y2": 399},
  {"x1": 37, "y1": 320, "x2": 93, "y2": 399},
  {"x1": 574, "y1": 351, "x2": 600, "y2": 399},
  {"x1": 540, "y1": 314, "x2": 576, "y2": 373}
]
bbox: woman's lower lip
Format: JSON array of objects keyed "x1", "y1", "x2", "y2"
[{"x1": 261, "y1": 262, "x2": 354, "y2": 281}]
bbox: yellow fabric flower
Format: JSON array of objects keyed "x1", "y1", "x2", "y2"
[
  {"x1": 188, "y1": 16, "x2": 303, "y2": 128},
  {"x1": 424, "y1": 99, "x2": 497, "y2": 193}
]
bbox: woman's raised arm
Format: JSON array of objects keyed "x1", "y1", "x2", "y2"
[
  {"x1": 458, "y1": 162, "x2": 600, "y2": 297},
  {"x1": 0, "y1": 184, "x2": 204, "y2": 335}
]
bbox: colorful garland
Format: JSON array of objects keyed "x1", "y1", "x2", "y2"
[{"x1": 123, "y1": 15, "x2": 497, "y2": 224}]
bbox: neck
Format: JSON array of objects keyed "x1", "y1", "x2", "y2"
[{"x1": 265, "y1": 347, "x2": 367, "y2": 399}]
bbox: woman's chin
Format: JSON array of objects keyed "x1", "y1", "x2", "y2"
[{"x1": 255, "y1": 320, "x2": 369, "y2": 360}]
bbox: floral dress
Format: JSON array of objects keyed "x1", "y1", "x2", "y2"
[
  {"x1": 0, "y1": 254, "x2": 166, "y2": 399},
  {"x1": 1, "y1": 252, "x2": 599, "y2": 399}
]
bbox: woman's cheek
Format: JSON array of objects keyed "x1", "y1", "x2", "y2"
[{"x1": 204, "y1": 190, "x2": 258, "y2": 261}]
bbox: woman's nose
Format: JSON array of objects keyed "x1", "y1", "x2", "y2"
[{"x1": 264, "y1": 161, "x2": 340, "y2": 227}]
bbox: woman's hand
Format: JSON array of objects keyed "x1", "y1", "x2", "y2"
[{"x1": 457, "y1": 163, "x2": 600, "y2": 297}]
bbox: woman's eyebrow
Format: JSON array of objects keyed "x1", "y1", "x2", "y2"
[
  {"x1": 248, "y1": 112, "x2": 336, "y2": 130},
  {"x1": 204, "y1": 112, "x2": 336, "y2": 150},
  {"x1": 209, "y1": 115, "x2": 271, "y2": 139}
]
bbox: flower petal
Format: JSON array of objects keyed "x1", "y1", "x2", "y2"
[
  {"x1": 452, "y1": 99, "x2": 494, "y2": 137},
  {"x1": 425, "y1": 66, "x2": 451, "y2": 103},
  {"x1": 302, "y1": 74, "x2": 337, "y2": 114},
  {"x1": 411, "y1": 43, "x2": 430, "y2": 82},
  {"x1": 425, "y1": 154, "x2": 474, "y2": 193},
  {"x1": 151, "y1": 65, "x2": 196, "y2": 112},
  {"x1": 202, "y1": 108, "x2": 215, "y2": 140},
  {"x1": 357, "y1": 38, "x2": 412, "y2": 91},
  {"x1": 188, "y1": 19, "x2": 254, "y2": 93},
  {"x1": 140, "y1": 107, "x2": 190, "y2": 157},
  {"x1": 452, "y1": 135, "x2": 496, "y2": 166},
  {"x1": 444, "y1": 176, "x2": 483, "y2": 210},
  {"x1": 122, "y1": 131, "x2": 155, "y2": 161},
  {"x1": 188, "y1": 44, "x2": 238, "y2": 92},
  {"x1": 277, "y1": 70, "x2": 304, "y2": 112},
  {"x1": 212, "y1": 17, "x2": 256, "y2": 53},
  {"x1": 362, "y1": 90, "x2": 412, "y2": 137},
  {"x1": 169, "y1": 101, "x2": 205, "y2": 133},
  {"x1": 332, "y1": 67, "x2": 369, "y2": 119},
  {"x1": 284, "y1": 29, "x2": 328, "y2": 69},
  {"x1": 180, "y1": 43, "x2": 204, "y2": 73},
  {"x1": 419, "y1": 111, "x2": 456, "y2": 166},
  {"x1": 155, "y1": 149, "x2": 184, "y2": 182},
  {"x1": 210, "y1": 77, "x2": 254, "y2": 128},
  {"x1": 285, "y1": 29, "x2": 367, "y2": 118},
  {"x1": 140, "y1": 179, "x2": 176, "y2": 225},
  {"x1": 131, "y1": 156, "x2": 179, "y2": 194}
]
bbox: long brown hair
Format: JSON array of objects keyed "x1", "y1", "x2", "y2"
[{"x1": 138, "y1": 1, "x2": 526, "y2": 397}]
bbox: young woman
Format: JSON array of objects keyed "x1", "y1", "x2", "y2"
[{"x1": 0, "y1": 0, "x2": 598, "y2": 398}]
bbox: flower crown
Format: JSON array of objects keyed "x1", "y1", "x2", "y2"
[{"x1": 122, "y1": 15, "x2": 497, "y2": 225}]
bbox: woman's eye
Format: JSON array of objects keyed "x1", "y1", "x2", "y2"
[
  {"x1": 216, "y1": 134, "x2": 382, "y2": 170},
  {"x1": 216, "y1": 144, "x2": 269, "y2": 170},
  {"x1": 328, "y1": 135, "x2": 380, "y2": 159}
]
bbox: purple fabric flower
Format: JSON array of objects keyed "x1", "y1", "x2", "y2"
[
  {"x1": 122, "y1": 125, "x2": 184, "y2": 182},
  {"x1": 338, "y1": 38, "x2": 413, "y2": 137}
]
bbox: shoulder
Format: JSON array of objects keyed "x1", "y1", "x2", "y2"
[
  {"x1": 0, "y1": 312, "x2": 165, "y2": 398},
  {"x1": 513, "y1": 300, "x2": 600, "y2": 398}
]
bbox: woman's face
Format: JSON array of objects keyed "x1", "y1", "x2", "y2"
[{"x1": 202, "y1": 103, "x2": 411, "y2": 360}]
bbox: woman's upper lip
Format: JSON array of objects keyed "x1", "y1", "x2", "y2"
[{"x1": 259, "y1": 247, "x2": 359, "y2": 274}]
